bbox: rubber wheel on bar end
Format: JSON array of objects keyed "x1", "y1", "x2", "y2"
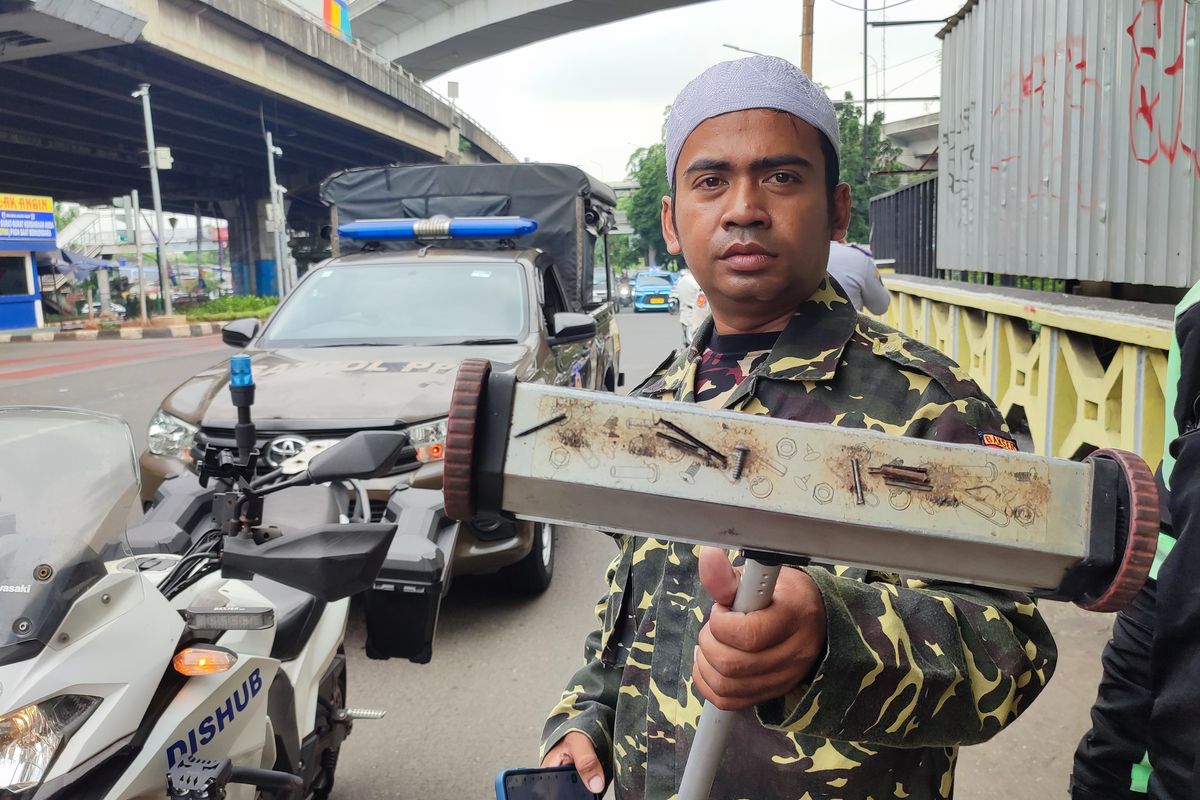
[
  {"x1": 444, "y1": 359, "x2": 491, "y2": 522},
  {"x1": 1076, "y1": 447, "x2": 1159, "y2": 612}
]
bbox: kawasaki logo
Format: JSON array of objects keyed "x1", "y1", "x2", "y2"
[
  {"x1": 166, "y1": 668, "x2": 263, "y2": 767},
  {"x1": 0, "y1": 585, "x2": 31, "y2": 593}
]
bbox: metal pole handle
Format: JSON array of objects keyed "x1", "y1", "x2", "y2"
[{"x1": 677, "y1": 558, "x2": 782, "y2": 800}]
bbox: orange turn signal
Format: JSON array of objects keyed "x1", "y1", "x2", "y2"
[
  {"x1": 173, "y1": 646, "x2": 238, "y2": 676},
  {"x1": 416, "y1": 443, "x2": 445, "y2": 463}
]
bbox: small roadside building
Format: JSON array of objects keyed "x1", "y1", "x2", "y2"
[{"x1": 0, "y1": 193, "x2": 56, "y2": 331}]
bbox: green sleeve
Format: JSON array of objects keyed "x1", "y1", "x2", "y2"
[
  {"x1": 540, "y1": 539, "x2": 631, "y2": 776},
  {"x1": 758, "y1": 567, "x2": 1055, "y2": 747}
]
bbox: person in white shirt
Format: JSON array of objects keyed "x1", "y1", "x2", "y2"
[
  {"x1": 826, "y1": 240, "x2": 890, "y2": 314},
  {"x1": 673, "y1": 269, "x2": 711, "y2": 346}
]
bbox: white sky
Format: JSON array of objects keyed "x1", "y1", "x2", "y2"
[{"x1": 438, "y1": 0, "x2": 966, "y2": 180}]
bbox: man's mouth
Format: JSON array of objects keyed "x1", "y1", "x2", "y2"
[{"x1": 718, "y1": 243, "x2": 776, "y2": 270}]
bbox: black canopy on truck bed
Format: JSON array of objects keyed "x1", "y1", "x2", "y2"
[{"x1": 320, "y1": 163, "x2": 618, "y2": 311}]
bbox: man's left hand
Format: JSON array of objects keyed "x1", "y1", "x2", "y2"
[{"x1": 692, "y1": 547, "x2": 827, "y2": 712}]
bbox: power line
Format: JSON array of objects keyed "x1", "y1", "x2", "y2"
[
  {"x1": 882, "y1": 62, "x2": 941, "y2": 95},
  {"x1": 826, "y1": 48, "x2": 939, "y2": 90},
  {"x1": 825, "y1": 0, "x2": 919, "y2": 12}
]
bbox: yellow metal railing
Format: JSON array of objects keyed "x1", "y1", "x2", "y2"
[{"x1": 876, "y1": 276, "x2": 1173, "y2": 470}]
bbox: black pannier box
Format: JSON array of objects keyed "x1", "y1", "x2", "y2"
[{"x1": 363, "y1": 487, "x2": 457, "y2": 663}]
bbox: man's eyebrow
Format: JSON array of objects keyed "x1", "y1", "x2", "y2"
[
  {"x1": 683, "y1": 155, "x2": 816, "y2": 175},
  {"x1": 683, "y1": 158, "x2": 732, "y2": 175},
  {"x1": 750, "y1": 154, "x2": 815, "y2": 171}
]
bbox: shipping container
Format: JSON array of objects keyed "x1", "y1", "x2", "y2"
[{"x1": 937, "y1": 0, "x2": 1200, "y2": 288}]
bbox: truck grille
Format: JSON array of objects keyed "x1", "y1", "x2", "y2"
[{"x1": 196, "y1": 426, "x2": 416, "y2": 475}]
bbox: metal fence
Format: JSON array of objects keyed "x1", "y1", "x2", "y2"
[{"x1": 870, "y1": 175, "x2": 937, "y2": 278}]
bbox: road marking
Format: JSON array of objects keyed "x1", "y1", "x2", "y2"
[{"x1": 0, "y1": 337, "x2": 224, "y2": 382}]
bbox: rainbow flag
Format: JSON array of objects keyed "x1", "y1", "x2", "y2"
[{"x1": 324, "y1": 0, "x2": 352, "y2": 42}]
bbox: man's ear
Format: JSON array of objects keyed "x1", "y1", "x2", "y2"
[
  {"x1": 662, "y1": 195, "x2": 683, "y2": 256},
  {"x1": 830, "y1": 183, "x2": 852, "y2": 241}
]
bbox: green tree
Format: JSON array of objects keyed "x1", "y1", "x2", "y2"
[
  {"x1": 54, "y1": 202, "x2": 79, "y2": 231},
  {"x1": 625, "y1": 143, "x2": 671, "y2": 266},
  {"x1": 598, "y1": 230, "x2": 643, "y2": 274},
  {"x1": 833, "y1": 92, "x2": 904, "y2": 244}
]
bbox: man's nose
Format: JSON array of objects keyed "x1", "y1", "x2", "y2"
[{"x1": 721, "y1": 179, "x2": 769, "y2": 230}]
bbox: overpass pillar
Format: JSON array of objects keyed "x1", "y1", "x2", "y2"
[{"x1": 219, "y1": 195, "x2": 294, "y2": 296}]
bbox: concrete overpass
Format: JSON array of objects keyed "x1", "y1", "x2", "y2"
[
  {"x1": 0, "y1": 0, "x2": 515, "y2": 291},
  {"x1": 341, "y1": 0, "x2": 715, "y2": 81}
]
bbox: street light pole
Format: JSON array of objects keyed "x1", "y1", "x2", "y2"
[
  {"x1": 132, "y1": 83, "x2": 173, "y2": 316},
  {"x1": 264, "y1": 131, "x2": 287, "y2": 296}
]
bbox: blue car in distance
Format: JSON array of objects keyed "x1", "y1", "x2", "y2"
[{"x1": 632, "y1": 270, "x2": 675, "y2": 312}]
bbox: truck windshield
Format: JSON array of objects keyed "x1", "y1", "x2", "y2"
[{"x1": 261, "y1": 261, "x2": 528, "y2": 346}]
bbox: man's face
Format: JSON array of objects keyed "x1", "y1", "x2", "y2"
[{"x1": 662, "y1": 110, "x2": 851, "y2": 324}]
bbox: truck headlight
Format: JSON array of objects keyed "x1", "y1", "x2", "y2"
[
  {"x1": 0, "y1": 695, "x2": 100, "y2": 792},
  {"x1": 407, "y1": 417, "x2": 447, "y2": 463},
  {"x1": 148, "y1": 409, "x2": 198, "y2": 463}
]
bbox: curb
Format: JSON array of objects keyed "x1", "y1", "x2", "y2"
[{"x1": 0, "y1": 322, "x2": 220, "y2": 344}]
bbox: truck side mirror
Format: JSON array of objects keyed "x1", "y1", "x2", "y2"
[
  {"x1": 550, "y1": 313, "x2": 596, "y2": 345},
  {"x1": 222, "y1": 318, "x2": 260, "y2": 348}
]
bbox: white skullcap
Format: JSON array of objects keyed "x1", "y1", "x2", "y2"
[{"x1": 665, "y1": 56, "x2": 840, "y2": 189}]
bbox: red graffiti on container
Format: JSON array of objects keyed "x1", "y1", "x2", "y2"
[
  {"x1": 985, "y1": 35, "x2": 1101, "y2": 204},
  {"x1": 1127, "y1": 0, "x2": 1197, "y2": 176}
]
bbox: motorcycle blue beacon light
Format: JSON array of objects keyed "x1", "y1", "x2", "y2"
[
  {"x1": 338, "y1": 216, "x2": 538, "y2": 241},
  {"x1": 229, "y1": 354, "x2": 254, "y2": 388}
]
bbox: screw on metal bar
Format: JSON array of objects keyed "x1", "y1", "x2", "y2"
[
  {"x1": 515, "y1": 412, "x2": 568, "y2": 438},
  {"x1": 731, "y1": 444, "x2": 750, "y2": 481},
  {"x1": 851, "y1": 458, "x2": 865, "y2": 505},
  {"x1": 655, "y1": 418, "x2": 727, "y2": 466},
  {"x1": 868, "y1": 462, "x2": 933, "y2": 491}
]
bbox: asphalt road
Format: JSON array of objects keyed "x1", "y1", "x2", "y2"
[{"x1": 0, "y1": 309, "x2": 1114, "y2": 799}]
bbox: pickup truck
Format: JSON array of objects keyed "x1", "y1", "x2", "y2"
[{"x1": 140, "y1": 163, "x2": 622, "y2": 595}]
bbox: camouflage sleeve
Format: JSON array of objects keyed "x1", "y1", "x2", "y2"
[
  {"x1": 757, "y1": 396, "x2": 1057, "y2": 747},
  {"x1": 540, "y1": 539, "x2": 630, "y2": 775}
]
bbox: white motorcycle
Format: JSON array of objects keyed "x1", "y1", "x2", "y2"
[{"x1": 0, "y1": 356, "x2": 408, "y2": 799}]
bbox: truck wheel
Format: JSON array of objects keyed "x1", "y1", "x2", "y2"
[{"x1": 503, "y1": 521, "x2": 554, "y2": 595}]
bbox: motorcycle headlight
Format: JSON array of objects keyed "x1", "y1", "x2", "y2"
[
  {"x1": 148, "y1": 409, "x2": 198, "y2": 463},
  {"x1": 407, "y1": 418, "x2": 447, "y2": 463},
  {"x1": 0, "y1": 695, "x2": 100, "y2": 793}
]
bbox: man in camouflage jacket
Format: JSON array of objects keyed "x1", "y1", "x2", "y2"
[{"x1": 541, "y1": 56, "x2": 1056, "y2": 800}]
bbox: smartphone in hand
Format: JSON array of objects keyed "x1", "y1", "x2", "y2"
[{"x1": 495, "y1": 765, "x2": 601, "y2": 800}]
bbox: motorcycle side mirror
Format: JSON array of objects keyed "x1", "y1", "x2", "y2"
[
  {"x1": 222, "y1": 522, "x2": 396, "y2": 601},
  {"x1": 306, "y1": 431, "x2": 411, "y2": 483}
]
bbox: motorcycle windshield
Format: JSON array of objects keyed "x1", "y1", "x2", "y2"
[{"x1": 0, "y1": 408, "x2": 140, "y2": 661}]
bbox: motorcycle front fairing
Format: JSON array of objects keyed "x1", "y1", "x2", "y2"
[{"x1": 0, "y1": 408, "x2": 182, "y2": 797}]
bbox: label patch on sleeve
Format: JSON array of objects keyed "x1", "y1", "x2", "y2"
[{"x1": 980, "y1": 432, "x2": 1018, "y2": 451}]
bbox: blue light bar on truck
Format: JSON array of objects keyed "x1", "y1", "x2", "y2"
[{"x1": 337, "y1": 216, "x2": 538, "y2": 241}]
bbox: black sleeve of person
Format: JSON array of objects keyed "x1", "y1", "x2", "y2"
[{"x1": 1146, "y1": 299, "x2": 1200, "y2": 799}]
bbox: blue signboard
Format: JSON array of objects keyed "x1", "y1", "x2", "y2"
[{"x1": 0, "y1": 194, "x2": 57, "y2": 251}]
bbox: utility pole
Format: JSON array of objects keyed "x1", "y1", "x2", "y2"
[
  {"x1": 132, "y1": 190, "x2": 147, "y2": 321},
  {"x1": 195, "y1": 200, "x2": 203, "y2": 293},
  {"x1": 132, "y1": 83, "x2": 173, "y2": 316},
  {"x1": 801, "y1": 0, "x2": 815, "y2": 76},
  {"x1": 862, "y1": 1, "x2": 870, "y2": 183}
]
